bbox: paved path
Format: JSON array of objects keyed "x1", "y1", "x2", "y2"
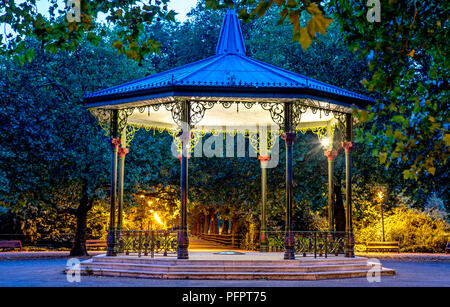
[
  {"x1": 188, "y1": 237, "x2": 245, "y2": 252},
  {"x1": 0, "y1": 257, "x2": 449, "y2": 287},
  {"x1": 1, "y1": 241, "x2": 449, "y2": 287}
]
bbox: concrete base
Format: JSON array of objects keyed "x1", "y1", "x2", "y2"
[{"x1": 72, "y1": 252, "x2": 396, "y2": 280}]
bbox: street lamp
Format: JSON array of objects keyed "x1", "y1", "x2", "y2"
[
  {"x1": 321, "y1": 137, "x2": 330, "y2": 149},
  {"x1": 378, "y1": 189, "x2": 385, "y2": 242},
  {"x1": 148, "y1": 209, "x2": 154, "y2": 230}
]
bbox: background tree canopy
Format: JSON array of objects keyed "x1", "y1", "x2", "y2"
[{"x1": 0, "y1": 1, "x2": 448, "y2": 254}]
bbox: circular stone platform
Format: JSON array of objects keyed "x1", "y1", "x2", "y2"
[{"x1": 73, "y1": 252, "x2": 396, "y2": 280}]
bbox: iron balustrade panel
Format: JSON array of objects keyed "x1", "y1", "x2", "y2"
[
  {"x1": 116, "y1": 230, "x2": 177, "y2": 257},
  {"x1": 263, "y1": 231, "x2": 347, "y2": 258}
]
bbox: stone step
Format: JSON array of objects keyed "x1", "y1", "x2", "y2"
[
  {"x1": 91, "y1": 255, "x2": 369, "y2": 267},
  {"x1": 81, "y1": 261, "x2": 372, "y2": 273},
  {"x1": 77, "y1": 266, "x2": 395, "y2": 280}
]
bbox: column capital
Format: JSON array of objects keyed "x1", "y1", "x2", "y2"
[
  {"x1": 342, "y1": 141, "x2": 354, "y2": 153},
  {"x1": 110, "y1": 138, "x2": 121, "y2": 150},
  {"x1": 177, "y1": 153, "x2": 191, "y2": 161},
  {"x1": 281, "y1": 132, "x2": 297, "y2": 144},
  {"x1": 118, "y1": 147, "x2": 129, "y2": 158},
  {"x1": 258, "y1": 155, "x2": 271, "y2": 163},
  {"x1": 324, "y1": 150, "x2": 338, "y2": 161}
]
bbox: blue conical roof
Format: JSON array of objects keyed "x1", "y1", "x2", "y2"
[
  {"x1": 216, "y1": 9, "x2": 246, "y2": 55},
  {"x1": 85, "y1": 9, "x2": 373, "y2": 108}
]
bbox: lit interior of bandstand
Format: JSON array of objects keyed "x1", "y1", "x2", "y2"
[{"x1": 103, "y1": 96, "x2": 346, "y2": 149}]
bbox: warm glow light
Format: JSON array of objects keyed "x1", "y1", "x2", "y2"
[
  {"x1": 154, "y1": 212, "x2": 164, "y2": 226},
  {"x1": 147, "y1": 200, "x2": 153, "y2": 205},
  {"x1": 321, "y1": 137, "x2": 330, "y2": 148},
  {"x1": 140, "y1": 195, "x2": 145, "y2": 199},
  {"x1": 378, "y1": 191, "x2": 383, "y2": 200}
]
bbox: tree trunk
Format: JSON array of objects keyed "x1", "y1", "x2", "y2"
[
  {"x1": 221, "y1": 219, "x2": 229, "y2": 234},
  {"x1": 230, "y1": 212, "x2": 240, "y2": 236},
  {"x1": 210, "y1": 210, "x2": 218, "y2": 234},
  {"x1": 195, "y1": 213, "x2": 204, "y2": 235},
  {"x1": 334, "y1": 180, "x2": 346, "y2": 233},
  {"x1": 70, "y1": 180, "x2": 92, "y2": 257},
  {"x1": 203, "y1": 209, "x2": 210, "y2": 234},
  {"x1": 230, "y1": 212, "x2": 240, "y2": 247}
]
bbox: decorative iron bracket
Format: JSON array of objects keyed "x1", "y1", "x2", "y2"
[
  {"x1": 190, "y1": 101, "x2": 214, "y2": 127},
  {"x1": 90, "y1": 108, "x2": 134, "y2": 138},
  {"x1": 164, "y1": 100, "x2": 183, "y2": 128},
  {"x1": 260, "y1": 102, "x2": 285, "y2": 127}
]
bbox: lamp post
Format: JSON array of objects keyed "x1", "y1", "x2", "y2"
[{"x1": 378, "y1": 189, "x2": 385, "y2": 242}]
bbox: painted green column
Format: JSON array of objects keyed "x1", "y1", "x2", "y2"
[
  {"x1": 324, "y1": 150, "x2": 337, "y2": 231},
  {"x1": 117, "y1": 128, "x2": 128, "y2": 238},
  {"x1": 343, "y1": 114, "x2": 354, "y2": 258},
  {"x1": 177, "y1": 100, "x2": 190, "y2": 259},
  {"x1": 283, "y1": 102, "x2": 296, "y2": 260},
  {"x1": 259, "y1": 155, "x2": 270, "y2": 252},
  {"x1": 106, "y1": 109, "x2": 119, "y2": 257}
]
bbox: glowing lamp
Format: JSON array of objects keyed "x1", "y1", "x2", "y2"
[
  {"x1": 321, "y1": 137, "x2": 330, "y2": 148},
  {"x1": 378, "y1": 191, "x2": 383, "y2": 200},
  {"x1": 154, "y1": 212, "x2": 164, "y2": 226}
]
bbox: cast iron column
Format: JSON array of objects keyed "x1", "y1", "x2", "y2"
[
  {"x1": 324, "y1": 150, "x2": 337, "y2": 231},
  {"x1": 117, "y1": 129, "x2": 129, "y2": 238},
  {"x1": 178, "y1": 100, "x2": 190, "y2": 259},
  {"x1": 106, "y1": 109, "x2": 120, "y2": 256},
  {"x1": 343, "y1": 114, "x2": 355, "y2": 257},
  {"x1": 259, "y1": 155, "x2": 270, "y2": 252},
  {"x1": 283, "y1": 103, "x2": 296, "y2": 260}
]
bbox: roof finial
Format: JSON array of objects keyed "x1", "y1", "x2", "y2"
[{"x1": 216, "y1": 8, "x2": 246, "y2": 56}]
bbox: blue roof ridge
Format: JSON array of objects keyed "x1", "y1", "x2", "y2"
[
  {"x1": 243, "y1": 55, "x2": 370, "y2": 99},
  {"x1": 236, "y1": 54, "x2": 306, "y2": 86}
]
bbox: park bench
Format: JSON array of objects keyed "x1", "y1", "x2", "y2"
[
  {"x1": 366, "y1": 241, "x2": 400, "y2": 253},
  {"x1": 86, "y1": 240, "x2": 107, "y2": 250},
  {"x1": 446, "y1": 242, "x2": 449, "y2": 254},
  {"x1": 0, "y1": 240, "x2": 22, "y2": 251}
]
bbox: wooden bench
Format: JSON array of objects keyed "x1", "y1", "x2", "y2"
[
  {"x1": 86, "y1": 240, "x2": 107, "y2": 250},
  {"x1": 366, "y1": 241, "x2": 400, "y2": 253},
  {"x1": 0, "y1": 240, "x2": 22, "y2": 251},
  {"x1": 446, "y1": 242, "x2": 449, "y2": 254}
]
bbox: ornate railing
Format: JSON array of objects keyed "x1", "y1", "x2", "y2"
[
  {"x1": 263, "y1": 231, "x2": 347, "y2": 258},
  {"x1": 116, "y1": 230, "x2": 177, "y2": 258}
]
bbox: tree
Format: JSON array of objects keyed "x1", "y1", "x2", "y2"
[
  {"x1": 0, "y1": 0, "x2": 177, "y2": 65},
  {"x1": 0, "y1": 36, "x2": 151, "y2": 255},
  {"x1": 206, "y1": 0, "x2": 449, "y2": 201}
]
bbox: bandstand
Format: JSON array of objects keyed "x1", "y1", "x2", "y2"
[{"x1": 80, "y1": 9, "x2": 395, "y2": 279}]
